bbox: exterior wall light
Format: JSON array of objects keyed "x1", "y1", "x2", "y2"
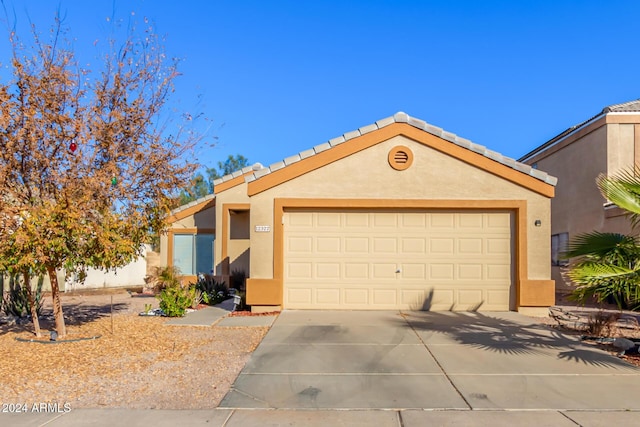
[{"x1": 534, "y1": 219, "x2": 542, "y2": 227}]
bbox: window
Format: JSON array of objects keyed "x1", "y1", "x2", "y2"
[
  {"x1": 173, "y1": 234, "x2": 214, "y2": 275},
  {"x1": 551, "y1": 233, "x2": 569, "y2": 266}
]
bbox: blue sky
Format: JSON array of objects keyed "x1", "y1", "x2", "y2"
[{"x1": 2, "y1": 0, "x2": 640, "y2": 173}]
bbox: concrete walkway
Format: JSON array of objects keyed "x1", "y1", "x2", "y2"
[
  {"x1": 221, "y1": 310, "x2": 640, "y2": 411},
  {"x1": 3, "y1": 408, "x2": 640, "y2": 426}
]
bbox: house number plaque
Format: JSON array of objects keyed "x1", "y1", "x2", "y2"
[{"x1": 255, "y1": 225, "x2": 271, "y2": 232}]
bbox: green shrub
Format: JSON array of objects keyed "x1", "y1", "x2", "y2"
[{"x1": 157, "y1": 285, "x2": 193, "y2": 317}]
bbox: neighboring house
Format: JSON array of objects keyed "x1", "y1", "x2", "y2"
[
  {"x1": 518, "y1": 99, "x2": 640, "y2": 291},
  {"x1": 164, "y1": 112, "x2": 557, "y2": 315}
]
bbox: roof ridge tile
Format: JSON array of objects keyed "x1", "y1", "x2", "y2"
[{"x1": 236, "y1": 112, "x2": 556, "y2": 187}]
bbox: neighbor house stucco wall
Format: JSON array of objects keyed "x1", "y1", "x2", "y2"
[{"x1": 523, "y1": 118, "x2": 639, "y2": 289}]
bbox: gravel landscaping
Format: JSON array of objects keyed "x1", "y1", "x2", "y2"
[{"x1": 0, "y1": 291, "x2": 270, "y2": 409}]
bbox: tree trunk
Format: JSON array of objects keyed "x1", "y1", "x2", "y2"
[
  {"x1": 23, "y1": 271, "x2": 42, "y2": 338},
  {"x1": 46, "y1": 267, "x2": 66, "y2": 338}
]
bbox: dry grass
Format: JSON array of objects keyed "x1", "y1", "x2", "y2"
[{"x1": 0, "y1": 291, "x2": 269, "y2": 409}]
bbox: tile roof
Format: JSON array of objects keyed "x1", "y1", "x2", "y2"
[
  {"x1": 603, "y1": 99, "x2": 640, "y2": 113},
  {"x1": 169, "y1": 193, "x2": 215, "y2": 216},
  {"x1": 213, "y1": 112, "x2": 558, "y2": 189},
  {"x1": 518, "y1": 99, "x2": 640, "y2": 162}
]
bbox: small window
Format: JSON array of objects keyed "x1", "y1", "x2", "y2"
[
  {"x1": 551, "y1": 232, "x2": 569, "y2": 266},
  {"x1": 173, "y1": 233, "x2": 214, "y2": 275}
]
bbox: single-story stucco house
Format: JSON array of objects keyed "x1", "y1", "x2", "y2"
[{"x1": 161, "y1": 112, "x2": 557, "y2": 315}]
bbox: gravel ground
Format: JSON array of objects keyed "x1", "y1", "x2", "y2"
[{"x1": 0, "y1": 290, "x2": 270, "y2": 409}]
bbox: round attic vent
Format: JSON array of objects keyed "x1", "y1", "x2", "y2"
[{"x1": 388, "y1": 145, "x2": 413, "y2": 171}]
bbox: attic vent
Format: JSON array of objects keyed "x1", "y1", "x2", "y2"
[{"x1": 388, "y1": 145, "x2": 413, "y2": 171}]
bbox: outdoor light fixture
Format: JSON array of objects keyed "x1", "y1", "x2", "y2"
[{"x1": 534, "y1": 219, "x2": 542, "y2": 227}]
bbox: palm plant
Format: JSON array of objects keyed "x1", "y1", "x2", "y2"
[{"x1": 564, "y1": 168, "x2": 640, "y2": 310}]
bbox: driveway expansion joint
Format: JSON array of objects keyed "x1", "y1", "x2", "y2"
[{"x1": 400, "y1": 311, "x2": 473, "y2": 410}]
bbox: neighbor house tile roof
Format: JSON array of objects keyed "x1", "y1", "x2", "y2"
[
  {"x1": 518, "y1": 99, "x2": 640, "y2": 162},
  {"x1": 213, "y1": 112, "x2": 558, "y2": 189}
]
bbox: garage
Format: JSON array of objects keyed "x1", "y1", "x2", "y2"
[
  {"x1": 283, "y1": 209, "x2": 513, "y2": 311},
  {"x1": 209, "y1": 112, "x2": 556, "y2": 314}
]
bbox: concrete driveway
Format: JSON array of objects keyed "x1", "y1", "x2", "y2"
[{"x1": 220, "y1": 310, "x2": 640, "y2": 410}]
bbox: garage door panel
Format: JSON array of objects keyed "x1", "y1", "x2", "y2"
[
  {"x1": 373, "y1": 237, "x2": 397, "y2": 253},
  {"x1": 458, "y1": 289, "x2": 483, "y2": 305},
  {"x1": 458, "y1": 214, "x2": 483, "y2": 228},
  {"x1": 317, "y1": 288, "x2": 340, "y2": 305},
  {"x1": 288, "y1": 262, "x2": 313, "y2": 279},
  {"x1": 487, "y1": 238, "x2": 510, "y2": 254},
  {"x1": 316, "y1": 263, "x2": 340, "y2": 278},
  {"x1": 402, "y1": 214, "x2": 427, "y2": 227},
  {"x1": 344, "y1": 288, "x2": 368, "y2": 304},
  {"x1": 458, "y1": 264, "x2": 483, "y2": 280},
  {"x1": 345, "y1": 212, "x2": 369, "y2": 227},
  {"x1": 373, "y1": 289, "x2": 397, "y2": 305},
  {"x1": 458, "y1": 238, "x2": 483, "y2": 254},
  {"x1": 487, "y1": 213, "x2": 511, "y2": 229},
  {"x1": 429, "y1": 264, "x2": 455, "y2": 280},
  {"x1": 430, "y1": 213, "x2": 455, "y2": 228},
  {"x1": 345, "y1": 263, "x2": 369, "y2": 279},
  {"x1": 372, "y1": 263, "x2": 396, "y2": 279},
  {"x1": 317, "y1": 236, "x2": 341, "y2": 252},
  {"x1": 430, "y1": 238, "x2": 454, "y2": 254},
  {"x1": 288, "y1": 236, "x2": 313, "y2": 253},
  {"x1": 431, "y1": 289, "x2": 455, "y2": 307},
  {"x1": 399, "y1": 263, "x2": 426, "y2": 279},
  {"x1": 401, "y1": 238, "x2": 426, "y2": 253},
  {"x1": 345, "y1": 237, "x2": 369, "y2": 252},
  {"x1": 373, "y1": 213, "x2": 397, "y2": 227},
  {"x1": 486, "y1": 264, "x2": 511, "y2": 280},
  {"x1": 284, "y1": 211, "x2": 513, "y2": 311},
  {"x1": 288, "y1": 288, "x2": 312, "y2": 305},
  {"x1": 317, "y1": 212, "x2": 342, "y2": 227}
]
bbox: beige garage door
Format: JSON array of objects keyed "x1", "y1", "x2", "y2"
[{"x1": 283, "y1": 210, "x2": 513, "y2": 311}]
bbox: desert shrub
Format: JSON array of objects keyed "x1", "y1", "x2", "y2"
[
  {"x1": 148, "y1": 266, "x2": 182, "y2": 292},
  {"x1": 195, "y1": 274, "x2": 229, "y2": 305},
  {"x1": 1, "y1": 274, "x2": 43, "y2": 317},
  {"x1": 157, "y1": 285, "x2": 193, "y2": 317},
  {"x1": 584, "y1": 310, "x2": 619, "y2": 337}
]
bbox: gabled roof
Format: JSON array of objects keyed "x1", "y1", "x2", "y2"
[
  {"x1": 519, "y1": 99, "x2": 640, "y2": 162},
  {"x1": 213, "y1": 112, "x2": 557, "y2": 196},
  {"x1": 167, "y1": 193, "x2": 215, "y2": 223}
]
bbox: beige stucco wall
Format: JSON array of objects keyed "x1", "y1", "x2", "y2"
[
  {"x1": 530, "y1": 121, "x2": 637, "y2": 288},
  {"x1": 248, "y1": 135, "x2": 552, "y2": 283},
  {"x1": 213, "y1": 183, "x2": 250, "y2": 276}
]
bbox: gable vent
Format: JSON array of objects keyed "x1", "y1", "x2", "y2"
[
  {"x1": 394, "y1": 151, "x2": 409, "y2": 164},
  {"x1": 388, "y1": 145, "x2": 413, "y2": 171}
]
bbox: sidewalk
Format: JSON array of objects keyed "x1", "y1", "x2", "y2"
[{"x1": 2, "y1": 408, "x2": 638, "y2": 426}]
